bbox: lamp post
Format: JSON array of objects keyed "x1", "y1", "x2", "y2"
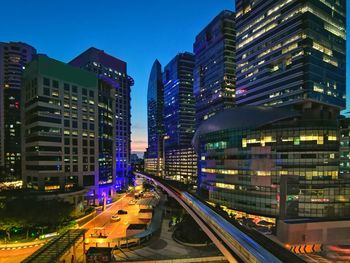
[{"x1": 162, "y1": 135, "x2": 170, "y2": 178}]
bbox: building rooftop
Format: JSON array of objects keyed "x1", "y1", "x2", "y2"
[
  {"x1": 24, "y1": 54, "x2": 97, "y2": 88},
  {"x1": 192, "y1": 106, "x2": 300, "y2": 150},
  {"x1": 69, "y1": 47, "x2": 127, "y2": 73}
]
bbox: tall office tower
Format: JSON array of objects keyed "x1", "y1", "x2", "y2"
[
  {"x1": 145, "y1": 60, "x2": 164, "y2": 176},
  {"x1": 340, "y1": 116, "x2": 350, "y2": 179},
  {"x1": 163, "y1": 53, "x2": 197, "y2": 184},
  {"x1": 69, "y1": 48, "x2": 134, "y2": 188},
  {"x1": 22, "y1": 55, "x2": 116, "y2": 192},
  {"x1": 235, "y1": 0, "x2": 346, "y2": 109},
  {"x1": 0, "y1": 42, "x2": 36, "y2": 181},
  {"x1": 193, "y1": 10, "x2": 236, "y2": 128}
]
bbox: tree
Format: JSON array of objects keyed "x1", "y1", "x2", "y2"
[
  {"x1": 0, "y1": 197, "x2": 74, "y2": 240},
  {"x1": 0, "y1": 210, "x2": 26, "y2": 241}
]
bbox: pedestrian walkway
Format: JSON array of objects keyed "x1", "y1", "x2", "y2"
[
  {"x1": 21, "y1": 229, "x2": 86, "y2": 263},
  {"x1": 114, "y1": 218, "x2": 222, "y2": 262},
  {"x1": 117, "y1": 256, "x2": 228, "y2": 263}
]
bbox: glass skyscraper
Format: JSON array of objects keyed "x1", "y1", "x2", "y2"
[
  {"x1": 69, "y1": 47, "x2": 134, "y2": 188},
  {"x1": 193, "y1": 10, "x2": 236, "y2": 128},
  {"x1": 145, "y1": 60, "x2": 164, "y2": 176},
  {"x1": 193, "y1": 0, "x2": 349, "y2": 245},
  {"x1": 163, "y1": 53, "x2": 197, "y2": 184},
  {"x1": 235, "y1": 0, "x2": 346, "y2": 109},
  {"x1": 0, "y1": 42, "x2": 36, "y2": 181}
]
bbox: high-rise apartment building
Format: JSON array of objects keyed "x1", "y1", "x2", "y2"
[
  {"x1": 235, "y1": 0, "x2": 346, "y2": 109},
  {"x1": 0, "y1": 42, "x2": 36, "y2": 181},
  {"x1": 22, "y1": 55, "x2": 115, "y2": 192},
  {"x1": 145, "y1": 60, "x2": 164, "y2": 176},
  {"x1": 69, "y1": 48, "x2": 134, "y2": 188},
  {"x1": 163, "y1": 53, "x2": 197, "y2": 184},
  {"x1": 193, "y1": 10, "x2": 236, "y2": 128}
]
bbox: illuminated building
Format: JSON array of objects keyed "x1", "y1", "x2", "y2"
[
  {"x1": 194, "y1": 105, "x2": 350, "y2": 219},
  {"x1": 163, "y1": 53, "x2": 197, "y2": 184},
  {"x1": 235, "y1": 0, "x2": 346, "y2": 109},
  {"x1": 69, "y1": 48, "x2": 134, "y2": 188},
  {"x1": 340, "y1": 116, "x2": 350, "y2": 179},
  {"x1": 131, "y1": 154, "x2": 144, "y2": 172},
  {"x1": 193, "y1": 10, "x2": 236, "y2": 128},
  {"x1": 0, "y1": 42, "x2": 36, "y2": 181},
  {"x1": 22, "y1": 55, "x2": 116, "y2": 191},
  {"x1": 145, "y1": 60, "x2": 164, "y2": 176}
]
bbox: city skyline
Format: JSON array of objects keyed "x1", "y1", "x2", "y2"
[
  {"x1": 0, "y1": 0, "x2": 237, "y2": 156},
  {"x1": 0, "y1": 1, "x2": 349, "y2": 262},
  {"x1": 1, "y1": 1, "x2": 349, "y2": 156}
]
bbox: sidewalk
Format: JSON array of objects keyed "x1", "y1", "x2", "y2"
[{"x1": 0, "y1": 239, "x2": 48, "y2": 250}]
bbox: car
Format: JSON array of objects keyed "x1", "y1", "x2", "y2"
[
  {"x1": 111, "y1": 215, "x2": 121, "y2": 221},
  {"x1": 253, "y1": 226, "x2": 272, "y2": 235},
  {"x1": 117, "y1": 209, "x2": 128, "y2": 215},
  {"x1": 129, "y1": 200, "x2": 137, "y2": 205}
]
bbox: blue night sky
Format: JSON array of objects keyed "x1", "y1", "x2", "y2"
[{"x1": 0, "y1": 0, "x2": 349, "y2": 155}]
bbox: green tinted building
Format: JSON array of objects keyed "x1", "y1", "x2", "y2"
[{"x1": 22, "y1": 55, "x2": 115, "y2": 192}]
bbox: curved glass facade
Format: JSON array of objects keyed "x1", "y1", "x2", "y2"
[{"x1": 196, "y1": 109, "x2": 350, "y2": 219}]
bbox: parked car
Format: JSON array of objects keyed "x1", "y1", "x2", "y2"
[
  {"x1": 253, "y1": 226, "x2": 272, "y2": 235},
  {"x1": 117, "y1": 209, "x2": 128, "y2": 215},
  {"x1": 129, "y1": 200, "x2": 137, "y2": 205}
]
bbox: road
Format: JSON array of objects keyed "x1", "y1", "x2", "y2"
[
  {"x1": 0, "y1": 245, "x2": 42, "y2": 263},
  {"x1": 0, "y1": 188, "x2": 145, "y2": 263},
  {"x1": 82, "y1": 193, "x2": 151, "y2": 243}
]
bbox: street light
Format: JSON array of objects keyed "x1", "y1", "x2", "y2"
[{"x1": 162, "y1": 135, "x2": 170, "y2": 178}]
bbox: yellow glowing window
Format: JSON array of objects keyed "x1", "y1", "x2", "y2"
[
  {"x1": 256, "y1": 171, "x2": 271, "y2": 176},
  {"x1": 201, "y1": 168, "x2": 238, "y2": 175},
  {"x1": 242, "y1": 138, "x2": 247, "y2": 147},
  {"x1": 300, "y1": 135, "x2": 324, "y2": 144},
  {"x1": 282, "y1": 43, "x2": 298, "y2": 54},
  {"x1": 313, "y1": 42, "x2": 332, "y2": 56},
  {"x1": 324, "y1": 24, "x2": 346, "y2": 39},
  {"x1": 313, "y1": 84, "x2": 324, "y2": 93},
  {"x1": 216, "y1": 183, "x2": 235, "y2": 190},
  {"x1": 45, "y1": 185, "x2": 60, "y2": 191},
  {"x1": 261, "y1": 136, "x2": 275, "y2": 146},
  {"x1": 271, "y1": 65, "x2": 279, "y2": 72},
  {"x1": 328, "y1": 135, "x2": 337, "y2": 141},
  {"x1": 323, "y1": 56, "x2": 338, "y2": 67}
]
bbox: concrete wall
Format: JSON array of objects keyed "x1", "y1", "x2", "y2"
[{"x1": 277, "y1": 219, "x2": 350, "y2": 245}]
